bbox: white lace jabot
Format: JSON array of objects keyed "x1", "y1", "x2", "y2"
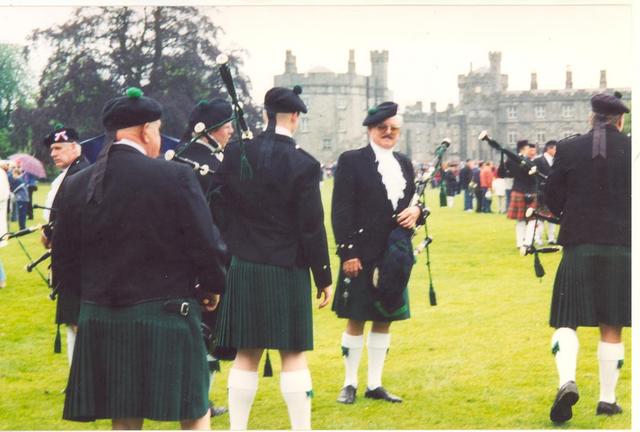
[{"x1": 370, "y1": 140, "x2": 406, "y2": 210}]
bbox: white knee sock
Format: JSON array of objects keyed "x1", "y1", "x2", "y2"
[
  {"x1": 367, "y1": 332, "x2": 391, "y2": 390},
  {"x1": 281, "y1": 369, "x2": 312, "y2": 430},
  {"x1": 598, "y1": 341, "x2": 624, "y2": 403},
  {"x1": 548, "y1": 223, "x2": 557, "y2": 242},
  {"x1": 66, "y1": 326, "x2": 76, "y2": 366},
  {"x1": 342, "y1": 332, "x2": 364, "y2": 388},
  {"x1": 551, "y1": 328, "x2": 579, "y2": 387},
  {"x1": 524, "y1": 219, "x2": 537, "y2": 247},
  {"x1": 515, "y1": 221, "x2": 526, "y2": 247},
  {"x1": 228, "y1": 368, "x2": 259, "y2": 430}
]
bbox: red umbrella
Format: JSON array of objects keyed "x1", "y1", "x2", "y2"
[{"x1": 9, "y1": 153, "x2": 47, "y2": 178}]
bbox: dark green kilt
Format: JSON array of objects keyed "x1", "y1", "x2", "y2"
[
  {"x1": 332, "y1": 261, "x2": 410, "y2": 322},
  {"x1": 63, "y1": 299, "x2": 209, "y2": 422},
  {"x1": 215, "y1": 256, "x2": 313, "y2": 352},
  {"x1": 55, "y1": 291, "x2": 80, "y2": 325},
  {"x1": 550, "y1": 244, "x2": 631, "y2": 328}
]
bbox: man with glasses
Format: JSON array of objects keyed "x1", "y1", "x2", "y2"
[{"x1": 332, "y1": 101, "x2": 426, "y2": 405}]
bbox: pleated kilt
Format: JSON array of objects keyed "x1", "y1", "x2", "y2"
[
  {"x1": 550, "y1": 244, "x2": 631, "y2": 328},
  {"x1": 63, "y1": 299, "x2": 209, "y2": 422},
  {"x1": 332, "y1": 261, "x2": 410, "y2": 322},
  {"x1": 55, "y1": 291, "x2": 80, "y2": 325},
  {"x1": 507, "y1": 191, "x2": 537, "y2": 221},
  {"x1": 215, "y1": 256, "x2": 313, "y2": 352}
]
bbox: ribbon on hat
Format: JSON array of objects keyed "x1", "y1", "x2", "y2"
[
  {"x1": 592, "y1": 114, "x2": 608, "y2": 159},
  {"x1": 54, "y1": 131, "x2": 69, "y2": 142}
]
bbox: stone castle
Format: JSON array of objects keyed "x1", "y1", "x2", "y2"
[{"x1": 274, "y1": 50, "x2": 631, "y2": 164}]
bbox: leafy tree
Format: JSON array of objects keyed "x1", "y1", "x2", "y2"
[
  {"x1": 14, "y1": 6, "x2": 260, "y2": 162},
  {"x1": 0, "y1": 43, "x2": 31, "y2": 157}
]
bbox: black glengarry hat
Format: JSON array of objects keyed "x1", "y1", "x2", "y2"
[
  {"x1": 102, "y1": 87, "x2": 162, "y2": 131},
  {"x1": 516, "y1": 139, "x2": 534, "y2": 151},
  {"x1": 264, "y1": 85, "x2": 307, "y2": 114},
  {"x1": 363, "y1": 101, "x2": 398, "y2": 126},
  {"x1": 43, "y1": 123, "x2": 80, "y2": 147},
  {"x1": 591, "y1": 91, "x2": 629, "y2": 115},
  {"x1": 188, "y1": 98, "x2": 235, "y2": 132}
]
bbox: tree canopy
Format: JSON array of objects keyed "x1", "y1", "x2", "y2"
[
  {"x1": 13, "y1": 6, "x2": 259, "y2": 163},
  {"x1": 0, "y1": 43, "x2": 30, "y2": 157}
]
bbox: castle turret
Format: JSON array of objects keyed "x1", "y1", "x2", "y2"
[
  {"x1": 565, "y1": 66, "x2": 573, "y2": 90},
  {"x1": 348, "y1": 49, "x2": 356, "y2": 74},
  {"x1": 530, "y1": 72, "x2": 538, "y2": 90},
  {"x1": 600, "y1": 69, "x2": 607, "y2": 88},
  {"x1": 285, "y1": 50, "x2": 297, "y2": 74},
  {"x1": 370, "y1": 50, "x2": 389, "y2": 103}
]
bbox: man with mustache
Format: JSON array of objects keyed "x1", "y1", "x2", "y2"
[{"x1": 332, "y1": 101, "x2": 427, "y2": 405}]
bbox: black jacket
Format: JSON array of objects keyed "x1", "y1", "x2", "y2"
[
  {"x1": 52, "y1": 145, "x2": 227, "y2": 306},
  {"x1": 212, "y1": 132, "x2": 332, "y2": 291},
  {"x1": 501, "y1": 156, "x2": 537, "y2": 194},
  {"x1": 545, "y1": 125, "x2": 630, "y2": 247},
  {"x1": 44, "y1": 155, "x2": 90, "y2": 239},
  {"x1": 459, "y1": 165, "x2": 472, "y2": 189},
  {"x1": 534, "y1": 154, "x2": 553, "y2": 177},
  {"x1": 332, "y1": 144, "x2": 422, "y2": 264},
  {"x1": 178, "y1": 141, "x2": 223, "y2": 198}
]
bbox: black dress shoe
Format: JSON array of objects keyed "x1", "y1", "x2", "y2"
[
  {"x1": 596, "y1": 401, "x2": 622, "y2": 416},
  {"x1": 337, "y1": 385, "x2": 357, "y2": 404},
  {"x1": 209, "y1": 401, "x2": 228, "y2": 417},
  {"x1": 549, "y1": 381, "x2": 579, "y2": 423},
  {"x1": 364, "y1": 386, "x2": 402, "y2": 403}
]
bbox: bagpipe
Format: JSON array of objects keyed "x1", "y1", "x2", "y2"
[
  {"x1": 1, "y1": 217, "x2": 57, "y2": 298},
  {"x1": 371, "y1": 139, "x2": 449, "y2": 317},
  {"x1": 478, "y1": 131, "x2": 560, "y2": 278}
]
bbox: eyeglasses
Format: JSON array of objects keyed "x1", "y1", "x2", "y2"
[{"x1": 375, "y1": 124, "x2": 401, "y2": 135}]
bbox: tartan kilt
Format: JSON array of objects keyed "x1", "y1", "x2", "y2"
[
  {"x1": 214, "y1": 256, "x2": 314, "y2": 352},
  {"x1": 507, "y1": 191, "x2": 537, "y2": 221},
  {"x1": 332, "y1": 260, "x2": 411, "y2": 322},
  {"x1": 550, "y1": 244, "x2": 631, "y2": 328},
  {"x1": 55, "y1": 290, "x2": 81, "y2": 325},
  {"x1": 63, "y1": 299, "x2": 209, "y2": 422}
]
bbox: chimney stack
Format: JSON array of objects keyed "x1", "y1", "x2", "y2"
[
  {"x1": 348, "y1": 50, "x2": 356, "y2": 74},
  {"x1": 565, "y1": 66, "x2": 573, "y2": 90},
  {"x1": 285, "y1": 50, "x2": 297, "y2": 74},
  {"x1": 530, "y1": 72, "x2": 538, "y2": 90},
  {"x1": 600, "y1": 70, "x2": 607, "y2": 88}
]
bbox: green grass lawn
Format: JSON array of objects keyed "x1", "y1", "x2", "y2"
[{"x1": 0, "y1": 181, "x2": 631, "y2": 430}]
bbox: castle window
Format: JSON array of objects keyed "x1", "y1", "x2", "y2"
[
  {"x1": 507, "y1": 106, "x2": 518, "y2": 120},
  {"x1": 507, "y1": 131, "x2": 517, "y2": 144},
  {"x1": 337, "y1": 97, "x2": 347, "y2": 110},
  {"x1": 536, "y1": 130, "x2": 546, "y2": 143},
  {"x1": 535, "y1": 105, "x2": 546, "y2": 119},
  {"x1": 300, "y1": 117, "x2": 309, "y2": 133},
  {"x1": 474, "y1": 86, "x2": 482, "y2": 94},
  {"x1": 322, "y1": 138, "x2": 332, "y2": 150},
  {"x1": 338, "y1": 117, "x2": 346, "y2": 132},
  {"x1": 562, "y1": 104, "x2": 574, "y2": 118}
]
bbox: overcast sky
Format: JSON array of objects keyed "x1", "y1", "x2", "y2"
[{"x1": 0, "y1": 1, "x2": 634, "y2": 111}]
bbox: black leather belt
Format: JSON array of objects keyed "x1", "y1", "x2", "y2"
[{"x1": 163, "y1": 300, "x2": 190, "y2": 316}]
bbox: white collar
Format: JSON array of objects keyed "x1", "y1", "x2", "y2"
[
  {"x1": 115, "y1": 138, "x2": 147, "y2": 155},
  {"x1": 275, "y1": 126, "x2": 293, "y2": 138},
  {"x1": 369, "y1": 140, "x2": 395, "y2": 160},
  {"x1": 544, "y1": 152, "x2": 554, "y2": 165}
]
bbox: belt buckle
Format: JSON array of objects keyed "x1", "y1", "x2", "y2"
[{"x1": 180, "y1": 302, "x2": 190, "y2": 316}]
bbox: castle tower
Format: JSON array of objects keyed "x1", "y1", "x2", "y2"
[
  {"x1": 348, "y1": 49, "x2": 356, "y2": 74},
  {"x1": 600, "y1": 70, "x2": 607, "y2": 88},
  {"x1": 530, "y1": 72, "x2": 538, "y2": 90},
  {"x1": 285, "y1": 50, "x2": 297, "y2": 74},
  {"x1": 489, "y1": 51, "x2": 501, "y2": 74},
  {"x1": 370, "y1": 50, "x2": 389, "y2": 104}
]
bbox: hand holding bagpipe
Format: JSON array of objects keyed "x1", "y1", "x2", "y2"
[
  {"x1": 164, "y1": 150, "x2": 214, "y2": 176},
  {"x1": 26, "y1": 250, "x2": 51, "y2": 272},
  {"x1": 478, "y1": 131, "x2": 547, "y2": 180},
  {"x1": 0, "y1": 222, "x2": 53, "y2": 241}
]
